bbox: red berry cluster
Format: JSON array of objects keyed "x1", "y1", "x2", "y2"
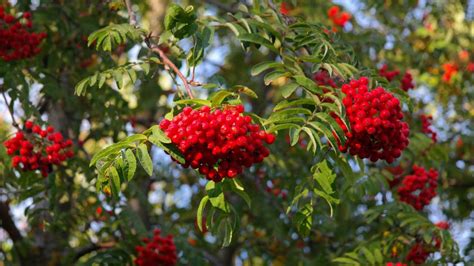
[
  {"x1": 3, "y1": 121, "x2": 74, "y2": 177},
  {"x1": 327, "y1": 6, "x2": 351, "y2": 27},
  {"x1": 420, "y1": 114, "x2": 437, "y2": 143},
  {"x1": 406, "y1": 242, "x2": 430, "y2": 264},
  {"x1": 396, "y1": 165, "x2": 438, "y2": 210},
  {"x1": 336, "y1": 77, "x2": 410, "y2": 163},
  {"x1": 0, "y1": 7, "x2": 46, "y2": 61},
  {"x1": 400, "y1": 72, "x2": 414, "y2": 91},
  {"x1": 379, "y1": 64, "x2": 400, "y2": 81},
  {"x1": 258, "y1": 171, "x2": 287, "y2": 200},
  {"x1": 314, "y1": 70, "x2": 337, "y2": 88},
  {"x1": 280, "y1": 2, "x2": 291, "y2": 16},
  {"x1": 134, "y1": 229, "x2": 177, "y2": 266},
  {"x1": 386, "y1": 263, "x2": 406, "y2": 266},
  {"x1": 467, "y1": 62, "x2": 474, "y2": 73},
  {"x1": 442, "y1": 63, "x2": 458, "y2": 83},
  {"x1": 434, "y1": 221, "x2": 449, "y2": 248},
  {"x1": 160, "y1": 105, "x2": 275, "y2": 182},
  {"x1": 435, "y1": 221, "x2": 449, "y2": 230}
]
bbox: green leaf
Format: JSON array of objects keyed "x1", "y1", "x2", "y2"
[
  {"x1": 293, "y1": 75, "x2": 322, "y2": 94},
  {"x1": 150, "y1": 140, "x2": 185, "y2": 164},
  {"x1": 314, "y1": 112, "x2": 346, "y2": 146},
  {"x1": 164, "y1": 3, "x2": 197, "y2": 39},
  {"x1": 222, "y1": 219, "x2": 233, "y2": 247},
  {"x1": 197, "y1": 196, "x2": 209, "y2": 232},
  {"x1": 231, "y1": 85, "x2": 258, "y2": 98},
  {"x1": 137, "y1": 144, "x2": 153, "y2": 176},
  {"x1": 174, "y1": 99, "x2": 212, "y2": 106},
  {"x1": 287, "y1": 188, "x2": 308, "y2": 213},
  {"x1": 90, "y1": 142, "x2": 133, "y2": 167},
  {"x1": 109, "y1": 166, "x2": 121, "y2": 198},
  {"x1": 206, "y1": 181, "x2": 230, "y2": 213},
  {"x1": 274, "y1": 98, "x2": 316, "y2": 111},
  {"x1": 268, "y1": 123, "x2": 300, "y2": 133},
  {"x1": 294, "y1": 203, "x2": 313, "y2": 237},
  {"x1": 264, "y1": 71, "x2": 290, "y2": 86},
  {"x1": 290, "y1": 127, "x2": 302, "y2": 146},
  {"x1": 308, "y1": 121, "x2": 338, "y2": 150},
  {"x1": 251, "y1": 61, "x2": 284, "y2": 76},
  {"x1": 75, "y1": 78, "x2": 90, "y2": 96},
  {"x1": 301, "y1": 127, "x2": 319, "y2": 153},
  {"x1": 312, "y1": 160, "x2": 336, "y2": 195},
  {"x1": 228, "y1": 179, "x2": 251, "y2": 208},
  {"x1": 148, "y1": 125, "x2": 171, "y2": 144},
  {"x1": 280, "y1": 83, "x2": 299, "y2": 98},
  {"x1": 361, "y1": 247, "x2": 375, "y2": 265},
  {"x1": 238, "y1": 33, "x2": 278, "y2": 53},
  {"x1": 313, "y1": 188, "x2": 339, "y2": 217},
  {"x1": 332, "y1": 257, "x2": 360, "y2": 265},
  {"x1": 210, "y1": 90, "x2": 235, "y2": 106},
  {"x1": 125, "y1": 149, "x2": 137, "y2": 181}
]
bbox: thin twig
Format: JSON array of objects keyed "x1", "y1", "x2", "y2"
[
  {"x1": 1, "y1": 90, "x2": 19, "y2": 129},
  {"x1": 124, "y1": 0, "x2": 137, "y2": 26},
  {"x1": 123, "y1": 0, "x2": 195, "y2": 99},
  {"x1": 148, "y1": 44, "x2": 194, "y2": 99}
]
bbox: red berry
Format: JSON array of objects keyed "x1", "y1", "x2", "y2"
[
  {"x1": 25, "y1": 121, "x2": 33, "y2": 129},
  {"x1": 334, "y1": 77, "x2": 409, "y2": 163},
  {"x1": 160, "y1": 105, "x2": 274, "y2": 182},
  {"x1": 134, "y1": 230, "x2": 177, "y2": 266}
]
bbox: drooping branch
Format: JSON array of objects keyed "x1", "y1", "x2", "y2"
[
  {"x1": 0, "y1": 201, "x2": 23, "y2": 243},
  {"x1": 73, "y1": 241, "x2": 116, "y2": 262}
]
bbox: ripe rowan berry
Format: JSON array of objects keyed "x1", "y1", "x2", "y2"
[
  {"x1": 401, "y1": 72, "x2": 414, "y2": 91},
  {"x1": 327, "y1": 6, "x2": 351, "y2": 28},
  {"x1": 335, "y1": 77, "x2": 409, "y2": 163},
  {"x1": 406, "y1": 242, "x2": 430, "y2": 264},
  {"x1": 0, "y1": 6, "x2": 46, "y2": 61},
  {"x1": 3, "y1": 121, "x2": 74, "y2": 176},
  {"x1": 134, "y1": 229, "x2": 177, "y2": 266},
  {"x1": 379, "y1": 64, "x2": 400, "y2": 82},
  {"x1": 420, "y1": 114, "x2": 437, "y2": 143},
  {"x1": 160, "y1": 105, "x2": 275, "y2": 182},
  {"x1": 396, "y1": 165, "x2": 438, "y2": 210}
]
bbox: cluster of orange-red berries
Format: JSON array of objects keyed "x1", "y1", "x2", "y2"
[
  {"x1": 327, "y1": 6, "x2": 351, "y2": 28},
  {"x1": 0, "y1": 6, "x2": 46, "y2": 61},
  {"x1": 160, "y1": 105, "x2": 275, "y2": 182},
  {"x1": 3, "y1": 121, "x2": 74, "y2": 177},
  {"x1": 336, "y1": 77, "x2": 409, "y2": 163},
  {"x1": 134, "y1": 229, "x2": 177, "y2": 266},
  {"x1": 379, "y1": 65, "x2": 415, "y2": 91},
  {"x1": 420, "y1": 114, "x2": 437, "y2": 143}
]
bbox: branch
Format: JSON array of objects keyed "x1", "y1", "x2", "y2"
[
  {"x1": 123, "y1": 0, "x2": 194, "y2": 99},
  {"x1": 73, "y1": 241, "x2": 115, "y2": 262},
  {"x1": 0, "y1": 201, "x2": 23, "y2": 243},
  {"x1": 124, "y1": 0, "x2": 137, "y2": 26},
  {"x1": 1, "y1": 89, "x2": 20, "y2": 129},
  {"x1": 148, "y1": 44, "x2": 194, "y2": 99}
]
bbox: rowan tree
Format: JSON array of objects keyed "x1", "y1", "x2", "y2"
[{"x1": 0, "y1": 0, "x2": 473, "y2": 265}]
